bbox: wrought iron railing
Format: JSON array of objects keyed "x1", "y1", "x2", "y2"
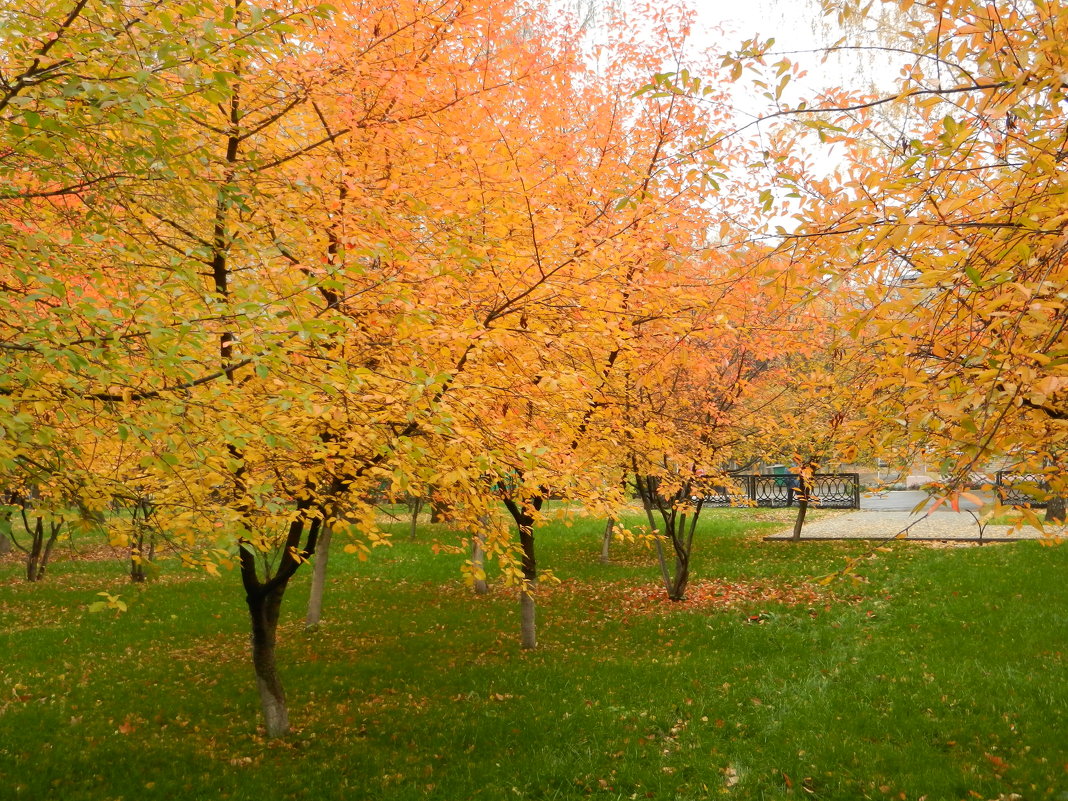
[
  {"x1": 700, "y1": 473, "x2": 860, "y2": 510},
  {"x1": 995, "y1": 471, "x2": 1049, "y2": 507},
  {"x1": 699, "y1": 484, "x2": 750, "y2": 507}
]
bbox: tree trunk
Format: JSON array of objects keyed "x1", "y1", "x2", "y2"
[
  {"x1": 239, "y1": 502, "x2": 325, "y2": 737},
  {"x1": 248, "y1": 585, "x2": 289, "y2": 738},
  {"x1": 636, "y1": 474, "x2": 702, "y2": 601},
  {"x1": 1048, "y1": 494, "x2": 1067, "y2": 524},
  {"x1": 471, "y1": 533, "x2": 489, "y2": 595},
  {"x1": 409, "y1": 496, "x2": 423, "y2": 541},
  {"x1": 429, "y1": 493, "x2": 449, "y2": 524},
  {"x1": 790, "y1": 498, "x2": 809, "y2": 541},
  {"x1": 791, "y1": 473, "x2": 810, "y2": 541},
  {"x1": 666, "y1": 503, "x2": 699, "y2": 601},
  {"x1": 25, "y1": 516, "x2": 59, "y2": 582},
  {"x1": 131, "y1": 528, "x2": 147, "y2": 583},
  {"x1": 305, "y1": 525, "x2": 333, "y2": 630},
  {"x1": 635, "y1": 477, "x2": 673, "y2": 594},
  {"x1": 40, "y1": 520, "x2": 60, "y2": 579},
  {"x1": 600, "y1": 518, "x2": 614, "y2": 564},
  {"x1": 503, "y1": 496, "x2": 542, "y2": 649},
  {"x1": 26, "y1": 517, "x2": 43, "y2": 581},
  {"x1": 130, "y1": 503, "x2": 155, "y2": 583},
  {"x1": 518, "y1": 517, "x2": 537, "y2": 649},
  {"x1": 668, "y1": 552, "x2": 689, "y2": 601}
]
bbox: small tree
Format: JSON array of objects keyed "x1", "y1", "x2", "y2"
[
  {"x1": 11, "y1": 497, "x2": 65, "y2": 583},
  {"x1": 634, "y1": 476, "x2": 706, "y2": 601}
]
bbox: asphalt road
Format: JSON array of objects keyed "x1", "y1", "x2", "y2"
[{"x1": 859, "y1": 489, "x2": 991, "y2": 513}]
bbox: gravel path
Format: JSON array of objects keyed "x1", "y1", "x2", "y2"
[{"x1": 766, "y1": 510, "x2": 1064, "y2": 541}]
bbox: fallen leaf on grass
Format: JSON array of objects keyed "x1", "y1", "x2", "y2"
[
  {"x1": 984, "y1": 752, "x2": 1010, "y2": 774},
  {"x1": 723, "y1": 766, "x2": 739, "y2": 787},
  {"x1": 611, "y1": 579, "x2": 853, "y2": 616}
]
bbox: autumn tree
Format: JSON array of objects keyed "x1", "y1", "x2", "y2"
[
  {"x1": 137, "y1": 0, "x2": 622, "y2": 733},
  {"x1": 758, "y1": 0, "x2": 1068, "y2": 519},
  {"x1": 407, "y1": 0, "x2": 782, "y2": 642},
  {"x1": 619, "y1": 250, "x2": 836, "y2": 595},
  {"x1": 0, "y1": 0, "x2": 548, "y2": 735},
  {"x1": 3, "y1": 490, "x2": 66, "y2": 582},
  {"x1": 640, "y1": 0, "x2": 1068, "y2": 521},
  {"x1": 3, "y1": 0, "x2": 757, "y2": 734}
]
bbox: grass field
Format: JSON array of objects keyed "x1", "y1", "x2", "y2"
[{"x1": 1, "y1": 508, "x2": 1066, "y2": 800}]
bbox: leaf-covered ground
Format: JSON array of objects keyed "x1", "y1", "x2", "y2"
[{"x1": 1, "y1": 509, "x2": 1066, "y2": 800}]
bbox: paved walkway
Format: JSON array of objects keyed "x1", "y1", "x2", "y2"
[
  {"x1": 860, "y1": 489, "x2": 988, "y2": 512},
  {"x1": 766, "y1": 510, "x2": 1064, "y2": 541}
]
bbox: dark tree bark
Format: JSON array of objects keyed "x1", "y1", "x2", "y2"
[
  {"x1": 634, "y1": 473, "x2": 702, "y2": 601},
  {"x1": 1048, "y1": 494, "x2": 1066, "y2": 524},
  {"x1": 790, "y1": 497, "x2": 809, "y2": 541},
  {"x1": 26, "y1": 516, "x2": 45, "y2": 582},
  {"x1": 18, "y1": 507, "x2": 62, "y2": 582},
  {"x1": 429, "y1": 494, "x2": 450, "y2": 524},
  {"x1": 247, "y1": 582, "x2": 289, "y2": 737},
  {"x1": 0, "y1": 506, "x2": 11, "y2": 557},
  {"x1": 239, "y1": 506, "x2": 324, "y2": 737},
  {"x1": 129, "y1": 499, "x2": 156, "y2": 583},
  {"x1": 790, "y1": 465, "x2": 815, "y2": 542},
  {"x1": 502, "y1": 495, "x2": 543, "y2": 649}
]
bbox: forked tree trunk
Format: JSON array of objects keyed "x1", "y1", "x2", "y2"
[
  {"x1": 634, "y1": 473, "x2": 701, "y2": 601},
  {"x1": 305, "y1": 525, "x2": 333, "y2": 630},
  {"x1": 25, "y1": 516, "x2": 62, "y2": 582},
  {"x1": 665, "y1": 509, "x2": 699, "y2": 601},
  {"x1": 237, "y1": 504, "x2": 326, "y2": 737},
  {"x1": 600, "y1": 518, "x2": 615, "y2": 564},
  {"x1": 669, "y1": 550, "x2": 690, "y2": 602},
  {"x1": 638, "y1": 479, "x2": 674, "y2": 596},
  {"x1": 248, "y1": 584, "x2": 289, "y2": 738}
]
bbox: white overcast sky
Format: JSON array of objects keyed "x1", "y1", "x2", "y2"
[{"x1": 615, "y1": 0, "x2": 904, "y2": 103}]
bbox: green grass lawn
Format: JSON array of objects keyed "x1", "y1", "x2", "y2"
[{"x1": 1, "y1": 508, "x2": 1066, "y2": 800}]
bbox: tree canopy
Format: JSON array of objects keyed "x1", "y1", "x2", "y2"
[{"x1": 4, "y1": 0, "x2": 1066, "y2": 736}]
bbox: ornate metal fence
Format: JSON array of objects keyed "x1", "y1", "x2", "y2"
[
  {"x1": 701, "y1": 473, "x2": 860, "y2": 509},
  {"x1": 700, "y1": 484, "x2": 750, "y2": 508},
  {"x1": 995, "y1": 471, "x2": 1049, "y2": 507}
]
